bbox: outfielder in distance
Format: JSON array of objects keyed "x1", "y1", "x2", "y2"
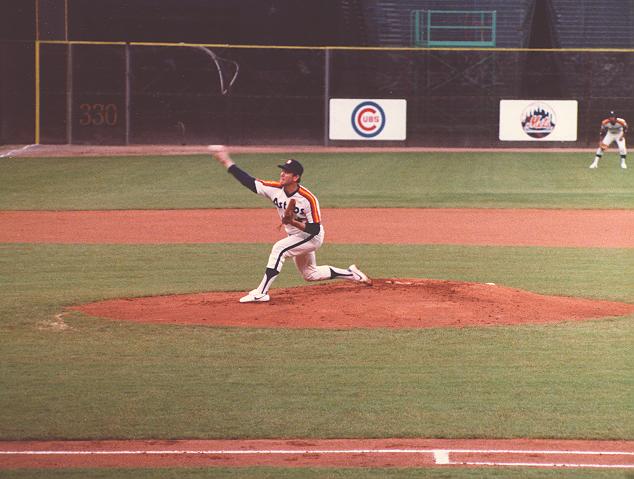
[
  {"x1": 590, "y1": 111, "x2": 628, "y2": 169},
  {"x1": 210, "y1": 146, "x2": 371, "y2": 303}
]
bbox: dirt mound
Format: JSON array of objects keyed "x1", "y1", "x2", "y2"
[{"x1": 70, "y1": 279, "x2": 634, "y2": 329}]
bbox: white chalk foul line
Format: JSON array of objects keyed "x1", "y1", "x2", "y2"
[
  {"x1": 460, "y1": 461, "x2": 634, "y2": 469},
  {"x1": 2, "y1": 448, "x2": 631, "y2": 456},
  {"x1": 444, "y1": 448, "x2": 634, "y2": 456},
  {"x1": 0, "y1": 144, "x2": 37, "y2": 158},
  {"x1": 3, "y1": 449, "x2": 428, "y2": 455},
  {"x1": 1, "y1": 447, "x2": 633, "y2": 469}
]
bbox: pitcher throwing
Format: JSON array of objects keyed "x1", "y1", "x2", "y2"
[{"x1": 210, "y1": 146, "x2": 371, "y2": 303}]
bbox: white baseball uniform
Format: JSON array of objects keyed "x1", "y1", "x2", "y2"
[
  {"x1": 255, "y1": 179, "x2": 330, "y2": 282},
  {"x1": 600, "y1": 117, "x2": 627, "y2": 154},
  {"x1": 591, "y1": 116, "x2": 628, "y2": 168},
  {"x1": 224, "y1": 167, "x2": 367, "y2": 298}
]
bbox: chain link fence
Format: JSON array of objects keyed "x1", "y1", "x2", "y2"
[{"x1": 4, "y1": 41, "x2": 634, "y2": 147}]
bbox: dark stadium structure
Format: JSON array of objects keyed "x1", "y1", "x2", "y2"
[{"x1": 2, "y1": 0, "x2": 633, "y2": 146}]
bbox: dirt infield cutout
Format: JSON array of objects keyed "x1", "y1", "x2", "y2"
[
  {"x1": 71, "y1": 279, "x2": 634, "y2": 329},
  {"x1": 2, "y1": 438, "x2": 634, "y2": 470}
]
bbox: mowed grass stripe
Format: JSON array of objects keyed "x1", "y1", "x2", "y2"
[
  {"x1": 1, "y1": 315, "x2": 632, "y2": 440},
  {"x1": 0, "y1": 152, "x2": 633, "y2": 210},
  {"x1": 1, "y1": 243, "x2": 633, "y2": 308}
]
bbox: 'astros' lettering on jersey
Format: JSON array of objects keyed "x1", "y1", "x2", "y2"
[
  {"x1": 255, "y1": 179, "x2": 322, "y2": 236},
  {"x1": 601, "y1": 117, "x2": 628, "y2": 135}
]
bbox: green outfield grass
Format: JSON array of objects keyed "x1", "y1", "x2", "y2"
[
  {"x1": 0, "y1": 151, "x2": 632, "y2": 478},
  {"x1": 0, "y1": 152, "x2": 632, "y2": 209},
  {"x1": 1, "y1": 243, "x2": 632, "y2": 441}
]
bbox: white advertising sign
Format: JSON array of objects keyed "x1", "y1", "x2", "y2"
[
  {"x1": 329, "y1": 99, "x2": 407, "y2": 140},
  {"x1": 499, "y1": 100, "x2": 578, "y2": 141}
]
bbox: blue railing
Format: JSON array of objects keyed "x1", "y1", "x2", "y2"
[{"x1": 412, "y1": 10, "x2": 497, "y2": 47}]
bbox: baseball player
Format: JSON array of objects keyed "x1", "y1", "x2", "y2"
[
  {"x1": 210, "y1": 146, "x2": 371, "y2": 303},
  {"x1": 590, "y1": 111, "x2": 628, "y2": 169}
]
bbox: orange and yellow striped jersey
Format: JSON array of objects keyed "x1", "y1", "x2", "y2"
[
  {"x1": 256, "y1": 179, "x2": 322, "y2": 236},
  {"x1": 601, "y1": 117, "x2": 628, "y2": 135}
]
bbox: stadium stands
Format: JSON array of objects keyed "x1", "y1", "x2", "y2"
[{"x1": 551, "y1": 0, "x2": 634, "y2": 48}]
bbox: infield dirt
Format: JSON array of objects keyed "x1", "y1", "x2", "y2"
[{"x1": 71, "y1": 278, "x2": 634, "y2": 329}]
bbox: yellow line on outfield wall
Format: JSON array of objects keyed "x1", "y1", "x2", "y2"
[
  {"x1": 41, "y1": 40, "x2": 127, "y2": 46},
  {"x1": 37, "y1": 39, "x2": 634, "y2": 53},
  {"x1": 35, "y1": 41, "x2": 40, "y2": 144}
]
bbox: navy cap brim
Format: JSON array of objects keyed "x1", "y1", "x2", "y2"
[{"x1": 278, "y1": 164, "x2": 302, "y2": 175}]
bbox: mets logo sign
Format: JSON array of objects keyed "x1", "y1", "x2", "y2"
[
  {"x1": 521, "y1": 102, "x2": 556, "y2": 138},
  {"x1": 351, "y1": 101, "x2": 386, "y2": 138}
]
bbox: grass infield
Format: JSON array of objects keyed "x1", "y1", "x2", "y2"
[
  {"x1": 0, "y1": 151, "x2": 633, "y2": 209},
  {"x1": 0, "y1": 151, "x2": 632, "y2": 478}
]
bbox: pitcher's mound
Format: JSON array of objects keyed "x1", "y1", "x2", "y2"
[{"x1": 70, "y1": 279, "x2": 634, "y2": 329}]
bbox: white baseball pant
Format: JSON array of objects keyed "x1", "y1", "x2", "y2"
[
  {"x1": 599, "y1": 132, "x2": 627, "y2": 155},
  {"x1": 253, "y1": 229, "x2": 357, "y2": 295}
]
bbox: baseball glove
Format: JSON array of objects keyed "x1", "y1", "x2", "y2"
[{"x1": 282, "y1": 199, "x2": 296, "y2": 224}]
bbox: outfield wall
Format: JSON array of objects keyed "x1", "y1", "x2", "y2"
[{"x1": 3, "y1": 41, "x2": 634, "y2": 147}]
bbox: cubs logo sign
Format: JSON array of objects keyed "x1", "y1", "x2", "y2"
[
  {"x1": 351, "y1": 101, "x2": 386, "y2": 138},
  {"x1": 329, "y1": 99, "x2": 406, "y2": 141},
  {"x1": 521, "y1": 102, "x2": 556, "y2": 139}
]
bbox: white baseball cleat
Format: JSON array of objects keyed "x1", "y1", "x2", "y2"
[
  {"x1": 621, "y1": 161, "x2": 628, "y2": 169},
  {"x1": 589, "y1": 162, "x2": 598, "y2": 169},
  {"x1": 239, "y1": 290, "x2": 270, "y2": 303},
  {"x1": 348, "y1": 264, "x2": 372, "y2": 285}
]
